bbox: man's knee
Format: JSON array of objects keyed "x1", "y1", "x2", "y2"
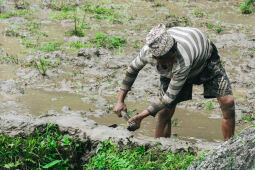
[
  {"x1": 158, "y1": 106, "x2": 176, "y2": 122},
  {"x1": 217, "y1": 95, "x2": 235, "y2": 118}
]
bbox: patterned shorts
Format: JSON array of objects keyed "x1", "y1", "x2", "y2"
[{"x1": 160, "y1": 43, "x2": 233, "y2": 105}]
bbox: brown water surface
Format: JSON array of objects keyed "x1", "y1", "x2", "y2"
[
  {"x1": 0, "y1": 64, "x2": 18, "y2": 80},
  {"x1": 17, "y1": 89, "x2": 96, "y2": 115}
]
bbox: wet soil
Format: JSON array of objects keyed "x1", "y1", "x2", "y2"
[{"x1": 0, "y1": 0, "x2": 254, "y2": 151}]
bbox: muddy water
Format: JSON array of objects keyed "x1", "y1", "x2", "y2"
[
  {"x1": 0, "y1": 24, "x2": 23, "y2": 56},
  {"x1": 17, "y1": 89, "x2": 96, "y2": 115},
  {"x1": 0, "y1": 64, "x2": 18, "y2": 80},
  {"x1": 90, "y1": 108, "x2": 223, "y2": 142},
  {"x1": 89, "y1": 98, "x2": 224, "y2": 142}
]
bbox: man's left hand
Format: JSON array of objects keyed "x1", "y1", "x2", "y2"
[{"x1": 127, "y1": 110, "x2": 150, "y2": 130}]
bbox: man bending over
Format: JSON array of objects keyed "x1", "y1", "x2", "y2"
[{"x1": 114, "y1": 24, "x2": 235, "y2": 141}]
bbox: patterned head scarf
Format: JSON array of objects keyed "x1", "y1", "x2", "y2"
[{"x1": 146, "y1": 23, "x2": 174, "y2": 57}]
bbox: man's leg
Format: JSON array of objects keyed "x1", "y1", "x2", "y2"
[
  {"x1": 155, "y1": 105, "x2": 176, "y2": 138},
  {"x1": 217, "y1": 95, "x2": 235, "y2": 141}
]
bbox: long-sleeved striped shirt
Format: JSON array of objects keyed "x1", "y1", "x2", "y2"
[{"x1": 121, "y1": 27, "x2": 213, "y2": 116}]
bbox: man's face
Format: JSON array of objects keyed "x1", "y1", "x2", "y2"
[{"x1": 156, "y1": 53, "x2": 175, "y2": 67}]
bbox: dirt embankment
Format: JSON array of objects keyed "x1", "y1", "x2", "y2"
[{"x1": 0, "y1": 110, "x2": 217, "y2": 160}]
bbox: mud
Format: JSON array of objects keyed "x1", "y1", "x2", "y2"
[
  {"x1": 0, "y1": 0, "x2": 254, "y2": 163},
  {"x1": 0, "y1": 110, "x2": 219, "y2": 155}
]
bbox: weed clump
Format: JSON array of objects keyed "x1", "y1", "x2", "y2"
[
  {"x1": 165, "y1": 14, "x2": 190, "y2": 28},
  {"x1": 192, "y1": 8, "x2": 205, "y2": 17},
  {"x1": 39, "y1": 42, "x2": 60, "y2": 52},
  {"x1": 0, "y1": 125, "x2": 87, "y2": 169},
  {"x1": 0, "y1": 9, "x2": 30, "y2": 19},
  {"x1": 0, "y1": 125, "x2": 202, "y2": 169},
  {"x1": 203, "y1": 22, "x2": 223, "y2": 34},
  {"x1": 239, "y1": 0, "x2": 255, "y2": 14},
  {"x1": 84, "y1": 140, "x2": 198, "y2": 169},
  {"x1": 90, "y1": 33, "x2": 126, "y2": 49}
]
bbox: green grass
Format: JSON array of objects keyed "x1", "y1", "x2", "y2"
[
  {"x1": 0, "y1": 9, "x2": 30, "y2": 19},
  {"x1": 201, "y1": 101, "x2": 214, "y2": 111},
  {"x1": 0, "y1": 55, "x2": 20, "y2": 64},
  {"x1": 152, "y1": 2, "x2": 164, "y2": 7},
  {"x1": 29, "y1": 57, "x2": 61, "y2": 76},
  {"x1": 204, "y1": 22, "x2": 223, "y2": 34},
  {"x1": 50, "y1": 10, "x2": 74, "y2": 20},
  {"x1": 47, "y1": 1, "x2": 76, "y2": 11},
  {"x1": 21, "y1": 36, "x2": 37, "y2": 48},
  {"x1": 0, "y1": 125, "x2": 202, "y2": 169},
  {"x1": 69, "y1": 41, "x2": 93, "y2": 49},
  {"x1": 240, "y1": 0, "x2": 255, "y2": 14},
  {"x1": 192, "y1": 8, "x2": 205, "y2": 17},
  {"x1": 39, "y1": 42, "x2": 60, "y2": 52},
  {"x1": 37, "y1": 57, "x2": 51, "y2": 76},
  {"x1": 82, "y1": 2, "x2": 122, "y2": 23},
  {"x1": 90, "y1": 33, "x2": 126, "y2": 49},
  {"x1": 242, "y1": 114, "x2": 255, "y2": 123},
  {"x1": 26, "y1": 21, "x2": 41, "y2": 35},
  {"x1": 84, "y1": 140, "x2": 197, "y2": 170},
  {"x1": 0, "y1": 124, "x2": 86, "y2": 169}
]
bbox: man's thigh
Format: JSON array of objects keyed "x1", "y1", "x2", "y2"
[
  {"x1": 202, "y1": 43, "x2": 233, "y2": 98},
  {"x1": 203, "y1": 71, "x2": 233, "y2": 98},
  {"x1": 160, "y1": 76, "x2": 192, "y2": 105}
]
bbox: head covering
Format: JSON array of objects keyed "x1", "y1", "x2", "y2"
[{"x1": 146, "y1": 23, "x2": 174, "y2": 57}]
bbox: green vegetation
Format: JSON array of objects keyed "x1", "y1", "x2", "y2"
[
  {"x1": 50, "y1": 2, "x2": 122, "y2": 23},
  {"x1": 0, "y1": 55, "x2": 20, "y2": 64},
  {"x1": 84, "y1": 140, "x2": 197, "y2": 170},
  {"x1": 201, "y1": 101, "x2": 214, "y2": 111},
  {"x1": 0, "y1": 125, "x2": 203, "y2": 169},
  {"x1": 4, "y1": 28, "x2": 20, "y2": 37},
  {"x1": 90, "y1": 33, "x2": 126, "y2": 49},
  {"x1": 0, "y1": 125, "x2": 86, "y2": 169},
  {"x1": 39, "y1": 42, "x2": 60, "y2": 52},
  {"x1": 204, "y1": 22, "x2": 223, "y2": 34},
  {"x1": 21, "y1": 36, "x2": 37, "y2": 48},
  {"x1": 165, "y1": 14, "x2": 190, "y2": 27},
  {"x1": 83, "y1": 2, "x2": 119, "y2": 21},
  {"x1": 65, "y1": 13, "x2": 86, "y2": 37},
  {"x1": 46, "y1": 1, "x2": 76, "y2": 11},
  {"x1": 0, "y1": 9, "x2": 30, "y2": 19},
  {"x1": 31, "y1": 57, "x2": 61, "y2": 76},
  {"x1": 192, "y1": 8, "x2": 205, "y2": 17},
  {"x1": 26, "y1": 21, "x2": 41, "y2": 35},
  {"x1": 37, "y1": 57, "x2": 51, "y2": 76},
  {"x1": 152, "y1": 2, "x2": 164, "y2": 7},
  {"x1": 239, "y1": 0, "x2": 255, "y2": 14},
  {"x1": 69, "y1": 41, "x2": 93, "y2": 49},
  {"x1": 242, "y1": 114, "x2": 255, "y2": 123}
]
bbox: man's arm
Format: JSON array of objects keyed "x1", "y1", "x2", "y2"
[
  {"x1": 147, "y1": 66, "x2": 191, "y2": 116},
  {"x1": 114, "y1": 46, "x2": 149, "y2": 116},
  {"x1": 127, "y1": 66, "x2": 191, "y2": 128}
]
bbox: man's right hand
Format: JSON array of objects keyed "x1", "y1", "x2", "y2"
[{"x1": 113, "y1": 102, "x2": 127, "y2": 117}]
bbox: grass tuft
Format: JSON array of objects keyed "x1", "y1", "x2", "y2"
[
  {"x1": 39, "y1": 42, "x2": 60, "y2": 52},
  {"x1": 84, "y1": 140, "x2": 198, "y2": 169},
  {"x1": 240, "y1": 0, "x2": 255, "y2": 14},
  {"x1": 0, "y1": 9, "x2": 30, "y2": 19},
  {"x1": 0, "y1": 124, "x2": 86, "y2": 169},
  {"x1": 90, "y1": 33, "x2": 126, "y2": 49}
]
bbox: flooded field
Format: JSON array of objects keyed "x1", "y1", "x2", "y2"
[{"x1": 0, "y1": 0, "x2": 254, "y2": 144}]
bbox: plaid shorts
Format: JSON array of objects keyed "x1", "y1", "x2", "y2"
[{"x1": 160, "y1": 43, "x2": 233, "y2": 105}]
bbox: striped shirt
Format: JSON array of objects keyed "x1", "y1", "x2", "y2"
[{"x1": 121, "y1": 27, "x2": 213, "y2": 116}]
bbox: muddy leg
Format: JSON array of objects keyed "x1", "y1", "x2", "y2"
[
  {"x1": 155, "y1": 105, "x2": 176, "y2": 138},
  {"x1": 217, "y1": 95, "x2": 235, "y2": 141}
]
